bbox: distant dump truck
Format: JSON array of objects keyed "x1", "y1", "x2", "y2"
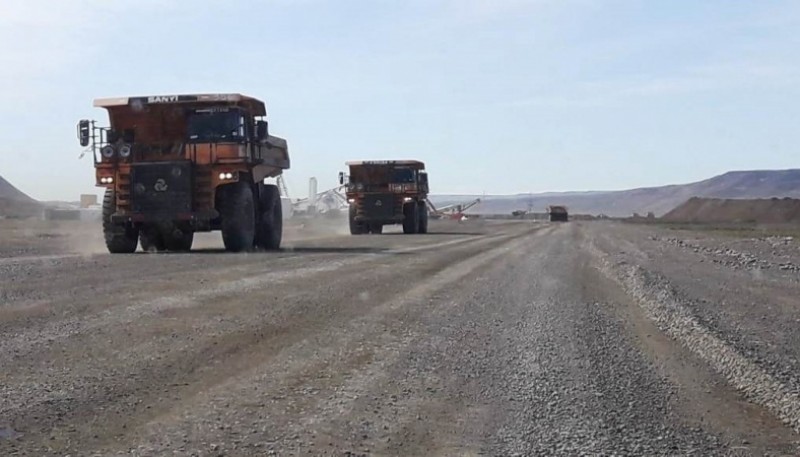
[
  {"x1": 548, "y1": 205, "x2": 569, "y2": 222},
  {"x1": 78, "y1": 93, "x2": 289, "y2": 253},
  {"x1": 340, "y1": 160, "x2": 429, "y2": 234}
]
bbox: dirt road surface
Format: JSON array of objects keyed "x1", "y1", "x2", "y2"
[{"x1": 1, "y1": 219, "x2": 799, "y2": 456}]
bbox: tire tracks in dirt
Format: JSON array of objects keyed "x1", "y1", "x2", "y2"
[{"x1": 0, "y1": 224, "x2": 543, "y2": 455}]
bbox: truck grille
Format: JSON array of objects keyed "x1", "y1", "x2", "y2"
[
  {"x1": 130, "y1": 162, "x2": 193, "y2": 216},
  {"x1": 361, "y1": 193, "x2": 397, "y2": 219}
]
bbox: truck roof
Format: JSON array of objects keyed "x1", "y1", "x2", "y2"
[
  {"x1": 93, "y1": 93, "x2": 267, "y2": 116},
  {"x1": 346, "y1": 160, "x2": 425, "y2": 169}
]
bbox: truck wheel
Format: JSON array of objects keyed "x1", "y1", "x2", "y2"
[
  {"x1": 417, "y1": 203, "x2": 428, "y2": 234},
  {"x1": 139, "y1": 225, "x2": 166, "y2": 252},
  {"x1": 164, "y1": 228, "x2": 194, "y2": 252},
  {"x1": 402, "y1": 200, "x2": 419, "y2": 234},
  {"x1": 217, "y1": 181, "x2": 256, "y2": 252},
  {"x1": 369, "y1": 223, "x2": 383, "y2": 234},
  {"x1": 256, "y1": 183, "x2": 282, "y2": 250},
  {"x1": 102, "y1": 188, "x2": 138, "y2": 254},
  {"x1": 349, "y1": 204, "x2": 366, "y2": 235}
]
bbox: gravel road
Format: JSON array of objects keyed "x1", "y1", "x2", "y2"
[{"x1": 1, "y1": 220, "x2": 799, "y2": 456}]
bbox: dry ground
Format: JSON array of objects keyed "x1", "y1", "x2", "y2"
[{"x1": 1, "y1": 218, "x2": 799, "y2": 456}]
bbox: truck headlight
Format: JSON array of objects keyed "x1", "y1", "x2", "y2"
[
  {"x1": 101, "y1": 145, "x2": 115, "y2": 158},
  {"x1": 118, "y1": 143, "x2": 132, "y2": 158}
]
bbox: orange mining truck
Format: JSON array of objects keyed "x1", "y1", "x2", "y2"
[
  {"x1": 548, "y1": 205, "x2": 569, "y2": 222},
  {"x1": 339, "y1": 160, "x2": 429, "y2": 234},
  {"x1": 77, "y1": 93, "x2": 289, "y2": 253}
]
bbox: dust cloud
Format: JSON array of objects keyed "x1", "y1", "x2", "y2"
[
  {"x1": 0, "y1": 213, "x2": 354, "y2": 257},
  {"x1": 0, "y1": 219, "x2": 106, "y2": 258},
  {"x1": 281, "y1": 214, "x2": 351, "y2": 250}
]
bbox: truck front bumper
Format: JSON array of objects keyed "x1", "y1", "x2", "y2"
[
  {"x1": 353, "y1": 215, "x2": 405, "y2": 224},
  {"x1": 111, "y1": 209, "x2": 219, "y2": 224}
]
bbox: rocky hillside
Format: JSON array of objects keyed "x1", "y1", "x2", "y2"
[
  {"x1": 431, "y1": 169, "x2": 800, "y2": 217},
  {"x1": 662, "y1": 197, "x2": 800, "y2": 224},
  {"x1": 0, "y1": 175, "x2": 41, "y2": 218}
]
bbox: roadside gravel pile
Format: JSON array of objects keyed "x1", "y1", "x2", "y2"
[
  {"x1": 593, "y1": 232, "x2": 800, "y2": 445},
  {"x1": 663, "y1": 197, "x2": 800, "y2": 224},
  {"x1": 656, "y1": 236, "x2": 800, "y2": 274},
  {"x1": 621, "y1": 264, "x2": 800, "y2": 434}
]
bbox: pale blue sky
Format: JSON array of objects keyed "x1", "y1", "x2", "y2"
[{"x1": 1, "y1": 0, "x2": 798, "y2": 200}]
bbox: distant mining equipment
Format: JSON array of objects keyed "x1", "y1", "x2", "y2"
[
  {"x1": 281, "y1": 176, "x2": 349, "y2": 219},
  {"x1": 428, "y1": 198, "x2": 481, "y2": 221}
]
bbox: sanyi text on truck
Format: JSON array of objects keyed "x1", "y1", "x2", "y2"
[
  {"x1": 340, "y1": 160, "x2": 430, "y2": 235},
  {"x1": 78, "y1": 93, "x2": 289, "y2": 253}
]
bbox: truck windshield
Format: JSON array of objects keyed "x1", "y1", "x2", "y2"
[
  {"x1": 186, "y1": 109, "x2": 242, "y2": 142},
  {"x1": 391, "y1": 168, "x2": 415, "y2": 183}
]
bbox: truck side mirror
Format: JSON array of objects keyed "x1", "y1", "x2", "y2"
[
  {"x1": 78, "y1": 120, "x2": 91, "y2": 147},
  {"x1": 338, "y1": 172, "x2": 345, "y2": 185},
  {"x1": 256, "y1": 121, "x2": 269, "y2": 141}
]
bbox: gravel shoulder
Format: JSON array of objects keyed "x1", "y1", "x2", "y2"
[{"x1": 588, "y1": 221, "x2": 800, "y2": 453}]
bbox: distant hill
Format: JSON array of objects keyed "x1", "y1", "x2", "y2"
[
  {"x1": 663, "y1": 197, "x2": 800, "y2": 224},
  {"x1": 430, "y1": 169, "x2": 800, "y2": 217},
  {"x1": 0, "y1": 175, "x2": 36, "y2": 201},
  {"x1": 0, "y1": 175, "x2": 41, "y2": 218}
]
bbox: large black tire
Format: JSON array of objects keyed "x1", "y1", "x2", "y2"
[
  {"x1": 102, "y1": 188, "x2": 138, "y2": 254},
  {"x1": 139, "y1": 224, "x2": 166, "y2": 252},
  {"x1": 369, "y1": 223, "x2": 383, "y2": 234},
  {"x1": 402, "y1": 200, "x2": 419, "y2": 234},
  {"x1": 349, "y1": 204, "x2": 366, "y2": 235},
  {"x1": 256, "y1": 183, "x2": 282, "y2": 250},
  {"x1": 418, "y1": 203, "x2": 428, "y2": 234},
  {"x1": 164, "y1": 228, "x2": 194, "y2": 252},
  {"x1": 217, "y1": 181, "x2": 256, "y2": 252}
]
